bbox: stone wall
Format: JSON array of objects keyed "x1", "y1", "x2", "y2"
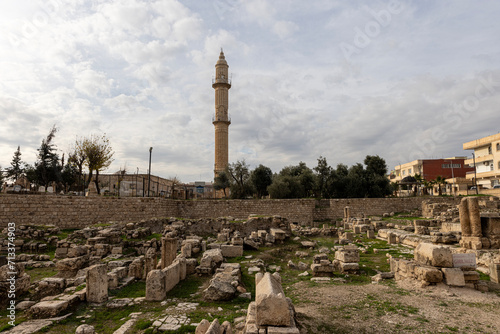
[
  {"x1": 177, "y1": 199, "x2": 315, "y2": 224},
  {"x1": 0, "y1": 195, "x2": 178, "y2": 229},
  {"x1": 0, "y1": 195, "x2": 462, "y2": 229}
]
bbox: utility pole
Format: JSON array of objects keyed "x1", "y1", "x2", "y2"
[
  {"x1": 148, "y1": 147, "x2": 152, "y2": 197},
  {"x1": 473, "y1": 152, "x2": 478, "y2": 195}
]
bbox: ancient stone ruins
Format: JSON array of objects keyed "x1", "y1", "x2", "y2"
[{"x1": 0, "y1": 196, "x2": 500, "y2": 333}]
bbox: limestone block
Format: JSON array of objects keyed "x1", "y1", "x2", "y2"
[
  {"x1": 414, "y1": 243, "x2": 453, "y2": 268},
  {"x1": 367, "y1": 230, "x2": 375, "y2": 239},
  {"x1": 86, "y1": 264, "x2": 108, "y2": 303},
  {"x1": 75, "y1": 324, "x2": 96, "y2": 334},
  {"x1": 442, "y1": 268, "x2": 465, "y2": 287},
  {"x1": 389, "y1": 257, "x2": 399, "y2": 273},
  {"x1": 244, "y1": 238, "x2": 259, "y2": 250},
  {"x1": 335, "y1": 248, "x2": 359, "y2": 263},
  {"x1": 164, "y1": 261, "x2": 181, "y2": 293},
  {"x1": 221, "y1": 245, "x2": 243, "y2": 257},
  {"x1": 177, "y1": 256, "x2": 187, "y2": 281},
  {"x1": 203, "y1": 277, "x2": 237, "y2": 301},
  {"x1": 181, "y1": 243, "x2": 192, "y2": 257},
  {"x1": 108, "y1": 272, "x2": 119, "y2": 289},
  {"x1": 29, "y1": 300, "x2": 69, "y2": 318},
  {"x1": 489, "y1": 263, "x2": 500, "y2": 283},
  {"x1": 128, "y1": 256, "x2": 145, "y2": 279},
  {"x1": 161, "y1": 237, "x2": 178, "y2": 269},
  {"x1": 206, "y1": 319, "x2": 221, "y2": 334},
  {"x1": 186, "y1": 258, "x2": 198, "y2": 275},
  {"x1": 387, "y1": 232, "x2": 397, "y2": 244},
  {"x1": 145, "y1": 270, "x2": 166, "y2": 301},
  {"x1": 56, "y1": 255, "x2": 88, "y2": 276},
  {"x1": 221, "y1": 321, "x2": 233, "y2": 334},
  {"x1": 463, "y1": 271, "x2": 480, "y2": 282},
  {"x1": 340, "y1": 262, "x2": 359, "y2": 273},
  {"x1": 414, "y1": 226, "x2": 429, "y2": 235},
  {"x1": 270, "y1": 228, "x2": 286, "y2": 241},
  {"x1": 460, "y1": 236, "x2": 483, "y2": 250},
  {"x1": 195, "y1": 319, "x2": 210, "y2": 334},
  {"x1": 255, "y1": 272, "x2": 291, "y2": 327},
  {"x1": 267, "y1": 327, "x2": 300, "y2": 334},
  {"x1": 414, "y1": 265, "x2": 443, "y2": 283}
]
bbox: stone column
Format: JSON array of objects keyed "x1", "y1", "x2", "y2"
[
  {"x1": 161, "y1": 237, "x2": 177, "y2": 269},
  {"x1": 467, "y1": 197, "x2": 482, "y2": 237},
  {"x1": 459, "y1": 198, "x2": 472, "y2": 237},
  {"x1": 86, "y1": 264, "x2": 108, "y2": 303}
]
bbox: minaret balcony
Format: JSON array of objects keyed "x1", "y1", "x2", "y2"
[
  {"x1": 212, "y1": 113, "x2": 231, "y2": 124},
  {"x1": 212, "y1": 77, "x2": 232, "y2": 88}
]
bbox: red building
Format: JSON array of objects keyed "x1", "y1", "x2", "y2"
[{"x1": 391, "y1": 157, "x2": 474, "y2": 182}]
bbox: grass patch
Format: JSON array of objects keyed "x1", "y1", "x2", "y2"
[
  {"x1": 57, "y1": 228, "x2": 78, "y2": 240},
  {"x1": 166, "y1": 275, "x2": 206, "y2": 299},
  {"x1": 25, "y1": 266, "x2": 58, "y2": 282},
  {"x1": 444, "y1": 325, "x2": 459, "y2": 332},
  {"x1": 109, "y1": 280, "x2": 145, "y2": 298},
  {"x1": 478, "y1": 271, "x2": 490, "y2": 280},
  {"x1": 135, "y1": 319, "x2": 152, "y2": 330}
]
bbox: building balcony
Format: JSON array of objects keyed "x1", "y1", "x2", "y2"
[
  {"x1": 466, "y1": 170, "x2": 499, "y2": 180},
  {"x1": 464, "y1": 154, "x2": 493, "y2": 165}
]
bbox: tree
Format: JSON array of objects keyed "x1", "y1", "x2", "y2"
[
  {"x1": 61, "y1": 161, "x2": 79, "y2": 192},
  {"x1": 68, "y1": 143, "x2": 87, "y2": 193},
  {"x1": 214, "y1": 171, "x2": 230, "y2": 198},
  {"x1": 435, "y1": 175, "x2": 447, "y2": 196},
  {"x1": 6, "y1": 146, "x2": 25, "y2": 182},
  {"x1": 250, "y1": 164, "x2": 273, "y2": 198},
  {"x1": 226, "y1": 160, "x2": 253, "y2": 199},
  {"x1": 0, "y1": 165, "x2": 4, "y2": 190},
  {"x1": 268, "y1": 162, "x2": 315, "y2": 199},
  {"x1": 77, "y1": 134, "x2": 114, "y2": 195},
  {"x1": 413, "y1": 173, "x2": 423, "y2": 196},
  {"x1": 362, "y1": 155, "x2": 392, "y2": 198},
  {"x1": 327, "y1": 163, "x2": 349, "y2": 198},
  {"x1": 169, "y1": 176, "x2": 181, "y2": 199},
  {"x1": 34, "y1": 126, "x2": 62, "y2": 189},
  {"x1": 314, "y1": 156, "x2": 332, "y2": 198},
  {"x1": 364, "y1": 155, "x2": 387, "y2": 176}
]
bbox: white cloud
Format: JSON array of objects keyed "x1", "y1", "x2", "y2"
[{"x1": 1, "y1": 1, "x2": 500, "y2": 183}]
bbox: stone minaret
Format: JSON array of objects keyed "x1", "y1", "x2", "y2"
[{"x1": 213, "y1": 50, "x2": 231, "y2": 178}]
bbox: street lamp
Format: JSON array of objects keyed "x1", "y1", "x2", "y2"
[
  {"x1": 148, "y1": 147, "x2": 152, "y2": 197},
  {"x1": 136, "y1": 167, "x2": 139, "y2": 197}
]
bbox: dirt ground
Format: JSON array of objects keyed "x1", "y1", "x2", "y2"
[{"x1": 291, "y1": 279, "x2": 500, "y2": 334}]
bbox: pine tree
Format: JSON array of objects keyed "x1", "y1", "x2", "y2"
[{"x1": 6, "y1": 146, "x2": 24, "y2": 182}]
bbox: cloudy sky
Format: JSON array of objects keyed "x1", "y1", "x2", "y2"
[{"x1": 1, "y1": 0, "x2": 500, "y2": 183}]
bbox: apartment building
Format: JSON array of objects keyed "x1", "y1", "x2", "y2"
[
  {"x1": 389, "y1": 158, "x2": 474, "y2": 182},
  {"x1": 463, "y1": 133, "x2": 500, "y2": 188}
]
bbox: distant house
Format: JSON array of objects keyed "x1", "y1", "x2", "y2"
[{"x1": 463, "y1": 133, "x2": 500, "y2": 189}]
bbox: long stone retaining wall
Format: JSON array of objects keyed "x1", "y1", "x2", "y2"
[{"x1": 0, "y1": 195, "x2": 461, "y2": 229}]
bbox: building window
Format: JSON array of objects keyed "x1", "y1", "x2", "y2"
[
  {"x1": 402, "y1": 170, "x2": 406, "y2": 176},
  {"x1": 489, "y1": 146, "x2": 492, "y2": 154},
  {"x1": 409, "y1": 168, "x2": 412, "y2": 174},
  {"x1": 442, "y1": 163, "x2": 461, "y2": 168},
  {"x1": 497, "y1": 143, "x2": 500, "y2": 151}
]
